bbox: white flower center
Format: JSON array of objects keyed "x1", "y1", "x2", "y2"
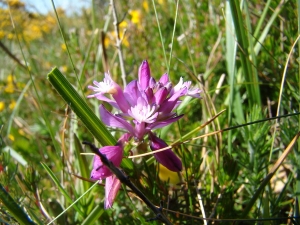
[{"x1": 129, "y1": 104, "x2": 158, "y2": 123}]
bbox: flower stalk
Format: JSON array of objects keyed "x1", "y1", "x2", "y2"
[{"x1": 110, "y1": 0, "x2": 127, "y2": 86}]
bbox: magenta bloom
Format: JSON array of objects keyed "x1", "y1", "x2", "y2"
[
  {"x1": 90, "y1": 145, "x2": 123, "y2": 180},
  {"x1": 88, "y1": 60, "x2": 201, "y2": 141},
  {"x1": 90, "y1": 133, "x2": 131, "y2": 209},
  {"x1": 149, "y1": 132, "x2": 182, "y2": 172}
]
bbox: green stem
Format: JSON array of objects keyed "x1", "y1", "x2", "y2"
[{"x1": 151, "y1": 0, "x2": 169, "y2": 71}]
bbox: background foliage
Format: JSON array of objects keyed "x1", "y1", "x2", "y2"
[{"x1": 0, "y1": 0, "x2": 300, "y2": 224}]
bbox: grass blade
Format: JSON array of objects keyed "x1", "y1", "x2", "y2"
[
  {"x1": 254, "y1": 0, "x2": 285, "y2": 55},
  {"x1": 82, "y1": 205, "x2": 104, "y2": 225},
  {"x1": 40, "y1": 162, "x2": 84, "y2": 217},
  {"x1": 46, "y1": 181, "x2": 99, "y2": 225},
  {"x1": 228, "y1": 0, "x2": 261, "y2": 107},
  {"x1": 74, "y1": 134, "x2": 90, "y2": 192},
  {"x1": 47, "y1": 68, "x2": 115, "y2": 147},
  {"x1": 0, "y1": 184, "x2": 36, "y2": 225}
]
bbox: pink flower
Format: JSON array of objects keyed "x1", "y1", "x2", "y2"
[
  {"x1": 90, "y1": 133, "x2": 131, "y2": 209},
  {"x1": 90, "y1": 145, "x2": 123, "y2": 180},
  {"x1": 88, "y1": 60, "x2": 201, "y2": 141}
]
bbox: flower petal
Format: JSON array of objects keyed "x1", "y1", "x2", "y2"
[
  {"x1": 87, "y1": 93, "x2": 120, "y2": 110},
  {"x1": 117, "y1": 133, "x2": 132, "y2": 146},
  {"x1": 159, "y1": 87, "x2": 187, "y2": 113},
  {"x1": 90, "y1": 155, "x2": 109, "y2": 180},
  {"x1": 88, "y1": 74, "x2": 119, "y2": 94},
  {"x1": 154, "y1": 87, "x2": 168, "y2": 105},
  {"x1": 111, "y1": 86, "x2": 130, "y2": 113},
  {"x1": 124, "y1": 80, "x2": 141, "y2": 106},
  {"x1": 149, "y1": 133, "x2": 182, "y2": 172},
  {"x1": 138, "y1": 60, "x2": 151, "y2": 90},
  {"x1": 144, "y1": 87, "x2": 154, "y2": 104},
  {"x1": 148, "y1": 114, "x2": 184, "y2": 130},
  {"x1": 154, "y1": 149, "x2": 182, "y2": 172},
  {"x1": 149, "y1": 77, "x2": 156, "y2": 89},
  {"x1": 128, "y1": 97, "x2": 158, "y2": 123},
  {"x1": 159, "y1": 73, "x2": 169, "y2": 85},
  {"x1": 100, "y1": 105, "x2": 135, "y2": 135},
  {"x1": 187, "y1": 87, "x2": 202, "y2": 98},
  {"x1": 105, "y1": 175, "x2": 121, "y2": 209},
  {"x1": 133, "y1": 122, "x2": 146, "y2": 140},
  {"x1": 90, "y1": 145, "x2": 123, "y2": 180}
]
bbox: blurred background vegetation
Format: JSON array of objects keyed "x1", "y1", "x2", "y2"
[{"x1": 0, "y1": 0, "x2": 300, "y2": 224}]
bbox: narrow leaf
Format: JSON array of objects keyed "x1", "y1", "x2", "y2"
[
  {"x1": 40, "y1": 162, "x2": 84, "y2": 217},
  {"x1": 0, "y1": 184, "x2": 36, "y2": 225},
  {"x1": 74, "y1": 134, "x2": 90, "y2": 192},
  {"x1": 47, "y1": 68, "x2": 115, "y2": 146}
]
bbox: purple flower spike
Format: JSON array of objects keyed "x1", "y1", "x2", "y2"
[
  {"x1": 89, "y1": 60, "x2": 202, "y2": 141},
  {"x1": 149, "y1": 132, "x2": 182, "y2": 172}
]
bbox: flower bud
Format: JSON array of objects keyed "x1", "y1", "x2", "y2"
[{"x1": 149, "y1": 132, "x2": 182, "y2": 172}]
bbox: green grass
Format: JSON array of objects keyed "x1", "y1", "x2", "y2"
[{"x1": 0, "y1": 0, "x2": 300, "y2": 224}]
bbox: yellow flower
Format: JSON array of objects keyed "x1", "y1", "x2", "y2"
[
  {"x1": 0, "y1": 102, "x2": 5, "y2": 112},
  {"x1": 129, "y1": 10, "x2": 143, "y2": 30},
  {"x1": 7, "y1": 75, "x2": 14, "y2": 82},
  {"x1": 0, "y1": 3, "x2": 56, "y2": 42},
  {"x1": 120, "y1": 31, "x2": 129, "y2": 47},
  {"x1": 129, "y1": 10, "x2": 142, "y2": 25},
  {"x1": 5, "y1": 75, "x2": 15, "y2": 93},
  {"x1": 158, "y1": 164, "x2": 182, "y2": 186},
  {"x1": 8, "y1": 134, "x2": 15, "y2": 141},
  {"x1": 104, "y1": 31, "x2": 129, "y2": 48},
  {"x1": 0, "y1": 30, "x2": 5, "y2": 39},
  {"x1": 5, "y1": 82, "x2": 14, "y2": 93},
  {"x1": 45, "y1": 14, "x2": 56, "y2": 25},
  {"x1": 143, "y1": 1, "x2": 149, "y2": 12},
  {"x1": 61, "y1": 65, "x2": 68, "y2": 73},
  {"x1": 18, "y1": 129, "x2": 25, "y2": 136},
  {"x1": 119, "y1": 21, "x2": 128, "y2": 29},
  {"x1": 9, "y1": 100, "x2": 16, "y2": 110},
  {"x1": 104, "y1": 35, "x2": 110, "y2": 47},
  {"x1": 61, "y1": 43, "x2": 67, "y2": 51},
  {"x1": 7, "y1": 33, "x2": 14, "y2": 39},
  {"x1": 17, "y1": 82, "x2": 25, "y2": 89}
]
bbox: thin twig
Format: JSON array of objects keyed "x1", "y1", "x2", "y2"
[
  {"x1": 83, "y1": 141, "x2": 173, "y2": 225},
  {"x1": 110, "y1": 0, "x2": 127, "y2": 86},
  {"x1": 0, "y1": 40, "x2": 27, "y2": 70}
]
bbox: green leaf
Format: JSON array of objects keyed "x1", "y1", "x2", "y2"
[
  {"x1": 74, "y1": 134, "x2": 90, "y2": 192},
  {"x1": 0, "y1": 184, "x2": 36, "y2": 225},
  {"x1": 228, "y1": 0, "x2": 261, "y2": 107},
  {"x1": 47, "y1": 68, "x2": 115, "y2": 147}
]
